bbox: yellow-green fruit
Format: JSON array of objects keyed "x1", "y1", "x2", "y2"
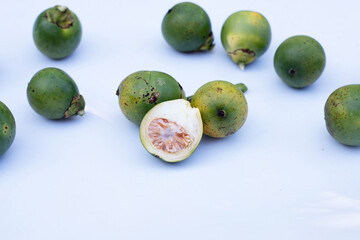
[
  {"x1": 191, "y1": 80, "x2": 248, "y2": 138},
  {"x1": 221, "y1": 11, "x2": 271, "y2": 70},
  {"x1": 116, "y1": 71, "x2": 185, "y2": 125},
  {"x1": 0, "y1": 101, "x2": 16, "y2": 157},
  {"x1": 325, "y1": 84, "x2": 360, "y2": 146}
]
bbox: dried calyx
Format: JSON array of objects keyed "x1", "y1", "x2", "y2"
[
  {"x1": 228, "y1": 48, "x2": 256, "y2": 70},
  {"x1": 198, "y1": 32, "x2": 215, "y2": 51},
  {"x1": 45, "y1": 5, "x2": 75, "y2": 29},
  {"x1": 64, "y1": 94, "x2": 85, "y2": 118}
]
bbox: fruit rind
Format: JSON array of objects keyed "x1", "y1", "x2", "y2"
[
  {"x1": 33, "y1": 5, "x2": 82, "y2": 59},
  {"x1": 27, "y1": 67, "x2": 85, "y2": 119},
  {"x1": 186, "y1": 82, "x2": 247, "y2": 103},
  {"x1": 161, "y1": 2, "x2": 214, "y2": 52},
  {"x1": 140, "y1": 99, "x2": 203, "y2": 162},
  {"x1": 117, "y1": 71, "x2": 184, "y2": 125},
  {"x1": 221, "y1": 10, "x2": 271, "y2": 68},
  {"x1": 274, "y1": 35, "x2": 326, "y2": 88},
  {"x1": 0, "y1": 101, "x2": 16, "y2": 157},
  {"x1": 324, "y1": 84, "x2": 360, "y2": 146},
  {"x1": 191, "y1": 80, "x2": 248, "y2": 138}
]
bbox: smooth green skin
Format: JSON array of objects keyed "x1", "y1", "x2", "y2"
[
  {"x1": 191, "y1": 80, "x2": 248, "y2": 138},
  {"x1": 325, "y1": 84, "x2": 360, "y2": 146},
  {"x1": 33, "y1": 6, "x2": 82, "y2": 59},
  {"x1": 27, "y1": 67, "x2": 85, "y2": 119},
  {"x1": 0, "y1": 102, "x2": 16, "y2": 157},
  {"x1": 117, "y1": 71, "x2": 184, "y2": 125},
  {"x1": 221, "y1": 11, "x2": 271, "y2": 68},
  {"x1": 274, "y1": 35, "x2": 326, "y2": 88},
  {"x1": 161, "y1": 2, "x2": 214, "y2": 52}
]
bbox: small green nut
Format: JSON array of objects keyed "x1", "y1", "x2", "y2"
[
  {"x1": 191, "y1": 80, "x2": 248, "y2": 138},
  {"x1": 0, "y1": 101, "x2": 16, "y2": 157},
  {"x1": 324, "y1": 84, "x2": 360, "y2": 146},
  {"x1": 221, "y1": 10, "x2": 271, "y2": 70},
  {"x1": 274, "y1": 35, "x2": 326, "y2": 88},
  {"x1": 33, "y1": 5, "x2": 82, "y2": 59},
  {"x1": 161, "y1": 2, "x2": 214, "y2": 52},
  {"x1": 116, "y1": 71, "x2": 185, "y2": 125},
  {"x1": 27, "y1": 67, "x2": 85, "y2": 120}
]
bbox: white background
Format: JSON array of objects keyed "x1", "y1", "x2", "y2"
[{"x1": 1, "y1": 0, "x2": 360, "y2": 239}]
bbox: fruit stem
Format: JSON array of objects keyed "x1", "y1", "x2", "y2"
[
  {"x1": 56, "y1": 5, "x2": 67, "y2": 12},
  {"x1": 239, "y1": 62, "x2": 246, "y2": 71},
  {"x1": 235, "y1": 83, "x2": 248, "y2": 93},
  {"x1": 77, "y1": 109, "x2": 85, "y2": 116}
]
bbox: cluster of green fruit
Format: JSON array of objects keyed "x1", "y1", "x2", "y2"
[
  {"x1": 1, "y1": 3, "x2": 360, "y2": 161},
  {"x1": 1, "y1": 5, "x2": 84, "y2": 157},
  {"x1": 116, "y1": 2, "x2": 360, "y2": 162},
  {"x1": 116, "y1": 71, "x2": 248, "y2": 162},
  {"x1": 162, "y1": 2, "x2": 326, "y2": 87}
]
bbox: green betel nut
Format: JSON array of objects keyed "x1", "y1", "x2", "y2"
[
  {"x1": 0, "y1": 101, "x2": 16, "y2": 157},
  {"x1": 33, "y1": 5, "x2": 82, "y2": 59},
  {"x1": 161, "y1": 2, "x2": 214, "y2": 52},
  {"x1": 274, "y1": 35, "x2": 326, "y2": 88},
  {"x1": 221, "y1": 10, "x2": 271, "y2": 70},
  {"x1": 27, "y1": 67, "x2": 85, "y2": 120},
  {"x1": 116, "y1": 71, "x2": 185, "y2": 125},
  {"x1": 324, "y1": 84, "x2": 360, "y2": 146},
  {"x1": 191, "y1": 80, "x2": 248, "y2": 138}
]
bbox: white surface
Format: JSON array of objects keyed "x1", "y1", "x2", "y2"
[{"x1": 1, "y1": 0, "x2": 360, "y2": 239}]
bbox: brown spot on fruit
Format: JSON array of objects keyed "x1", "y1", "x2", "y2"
[
  {"x1": 240, "y1": 48, "x2": 255, "y2": 56},
  {"x1": 230, "y1": 48, "x2": 256, "y2": 57},
  {"x1": 143, "y1": 79, "x2": 149, "y2": 86},
  {"x1": 148, "y1": 92, "x2": 160, "y2": 104}
]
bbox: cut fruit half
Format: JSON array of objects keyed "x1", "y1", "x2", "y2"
[{"x1": 140, "y1": 99, "x2": 203, "y2": 162}]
